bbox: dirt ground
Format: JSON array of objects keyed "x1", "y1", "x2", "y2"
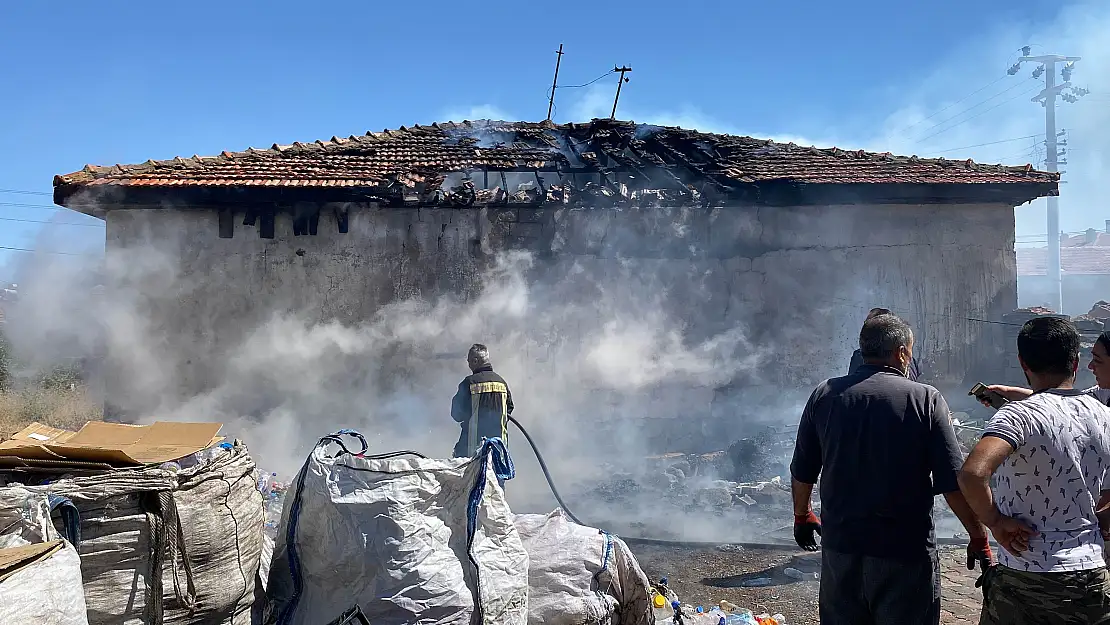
[{"x1": 629, "y1": 543, "x2": 982, "y2": 624}]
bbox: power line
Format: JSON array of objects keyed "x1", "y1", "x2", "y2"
[
  {"x1": 895, "y1": 75, "x2": 1009, "y2": 135},
  {"x1": 0, "y1": 215, "x2": 103, "y2": 228},
  {"x1": 557, "y1": 69, "x2": 616, "y2": 89},
  {"x1": 0, "y1": 188, "x2": 51, "y2": 197},
  {"x1": 913, "y1": 79, "x2": 1037, "y2": 143},
  {"x1": 0, "y1": 245, "x2": 99, "y2": 257},
  {"x1": 933, "y1": 134, "x2": 1043, "y2": 154},
  {"x1": 0, "y1": 202, "x2": 61, "y2": 211},
  {"x1": 915, "y1": 84, "x2": 1044, "y2": 144}
]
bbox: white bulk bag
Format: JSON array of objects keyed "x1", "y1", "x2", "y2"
[
  {"x1": 0, "y1": 539, "x2": 90, "y2": 625},
  {"x1": 266, "y1": 430, "x2": 529, "y2": 625},
  {"x1": 514, "y1": 510, "x2": 654, "y2": 625}
]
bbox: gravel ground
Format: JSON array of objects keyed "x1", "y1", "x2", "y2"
[{"x1": 628, "y1": 543, "x2": 982, "y2": 625}]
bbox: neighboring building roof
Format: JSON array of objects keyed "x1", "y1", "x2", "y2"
[
  {"x1": 53, "y1": 118, "x2": 1059, "y2": 212},
  {"x1": 1062, "y1": 231, "x2": 1110, "y2": 247},
  {"x1": 1017, "y1": 247, "x2": 1110, "y2": 276}
]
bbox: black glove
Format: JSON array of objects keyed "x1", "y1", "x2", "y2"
[
  {"x1": 974, "y1": 564, "x2": 995, "y2": 601},
  {"x1": 793, "y1": 511, "x2": 821, "y2": 551}
]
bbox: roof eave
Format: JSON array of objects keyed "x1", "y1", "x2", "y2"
[{"x1": 50, "y1": 179, "x2": 1060, "y2": 211}]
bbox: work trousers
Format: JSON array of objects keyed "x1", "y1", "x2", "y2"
[
  {"x1": 979, "y1": 565, "x2": 1110, "y2": 625},
  {"x1": 819, "y1": 547, "x2": 940, "y2": 625}
]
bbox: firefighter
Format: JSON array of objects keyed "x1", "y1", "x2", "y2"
[{"x1": 451, "y1": 344, "x2": 514, "y2": 460}]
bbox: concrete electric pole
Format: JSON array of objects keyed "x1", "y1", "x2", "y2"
[{"x1": 1008, "y1": 47, "x2": 1089, "y2": 312}]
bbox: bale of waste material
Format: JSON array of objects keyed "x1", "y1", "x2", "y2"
[
  {"x1": 266, "y1": 431, "x2": 528, "y2": 625},
  {"x1": 0, "y1": 539, "x2": 89, "y2": 625},
  {"x1": 0, "y1": 486, "x2": 59, "y2": 548},
  {"x1": 514, "y1": 509, "x2": 653, "y2": 625},
  {"x1": 0, "y1": 442, "x2": 264, "y2": 625}
]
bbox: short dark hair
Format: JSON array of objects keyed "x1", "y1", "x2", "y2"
[
  {"x1": 1096, "y1": 330, "x2": 1110, "y2": 354},
  {"x1": 866, "y1": 307, "x2": 892, "y2": 320},
  {"x1": 1017, "y1": 317, "x2": 1079, "y2": 376},
  {"x1": 859, "y1": 314, "x2": 913, "y2": 360},
  {"x1": 468, "y1": 343, "x2": 490, "y2": 366}
]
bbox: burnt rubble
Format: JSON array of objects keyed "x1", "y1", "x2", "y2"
[{"x1": 579, "y1": 427, "x2": 800, "y2": 542}]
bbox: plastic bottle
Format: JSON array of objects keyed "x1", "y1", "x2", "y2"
[
  {"x1": 653, "y1": 590, "x2": 667, "y2": 609},
  {"x1": 671, "y1": 600, "x2": 686, "y2": 625},
  {"x1": 783, "y1": 567, "x2": 812, "y2": 580},
  {"x1": 725, "y1": 613, "x2": 757, "y2": 625}
]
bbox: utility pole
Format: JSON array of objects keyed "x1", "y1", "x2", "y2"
[
  {"x1": 1008, "y1": 48, "x2": 1088, "y2": 313},
  {"x1": 610, "y1": 66, "x2": 632, "y2": 120},
  {"x1": 546, "y1": 44, "x2": 564, "y2": 122}
]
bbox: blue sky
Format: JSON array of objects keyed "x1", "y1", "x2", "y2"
[{"x1": 2, "y1": 0, "x2": 1108, "y2": 278}]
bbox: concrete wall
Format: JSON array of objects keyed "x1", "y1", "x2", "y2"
[{"x1": 102, "y1": 202, "x2": 1016, "y2": 422}]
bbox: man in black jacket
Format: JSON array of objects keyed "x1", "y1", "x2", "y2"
[
  {"x1": 848, "y1": 308, "x2": 921, "y2": 381},
  {"x1": 451, "y1": 344, "x2": 514, "y2": 459}
]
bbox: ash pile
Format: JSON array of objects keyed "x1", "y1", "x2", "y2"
[{"x1": 578, "y1": 426, "x2": 805, "y2": 543}]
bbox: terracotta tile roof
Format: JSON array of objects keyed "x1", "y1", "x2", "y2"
[
  {"x1": 1017, "y1": 246, "x2": 1110, "y2": 276},
  {"x1": 53, "y1": 118, "x2": 1059, "y2": 207}
]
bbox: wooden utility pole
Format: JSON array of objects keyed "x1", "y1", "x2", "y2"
[
  {"x1": 610, "y1": 66, "x2": 632, "y2": 119},
  {"x1": 546, "y1": 44, "x2": 564, "y2": 122}
]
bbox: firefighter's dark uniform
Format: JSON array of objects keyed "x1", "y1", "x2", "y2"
[{"x1": 451, "y1": 366, "x2": 514, "y2": 459}]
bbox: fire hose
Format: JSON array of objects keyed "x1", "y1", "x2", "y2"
[{"x1": 505, "y1": 415, "x2": 973, "y2": 550}]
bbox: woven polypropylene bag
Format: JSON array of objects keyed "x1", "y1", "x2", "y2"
[{"x1": 266, "y1": 432, "x2": 529, "y2": 625}]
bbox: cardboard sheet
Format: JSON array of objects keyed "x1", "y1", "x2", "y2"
[
  {"x1": 0, "y1": 421, "x2": 223, "y2": 466},
  {"x1": 0, "y1": 540, "x2": 64, "y2": 583}
]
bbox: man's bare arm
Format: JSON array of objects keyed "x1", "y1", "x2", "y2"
[
  {"x1": 959, "y1": 436, "x2": 1037, "y2": 555},
  {"x1": 984, "y1": 385, "x2": 1034, "y2": 402},
  {"x1": 958, "y1": 436, "x2": 1013, "y2": 525},
  {"x1": 943, "y1": 490, "x2": 989, "y2": 541},
  {"x1": 1097, "y1": 490, "x2": 1110, "y2": 539},
  {"x1": 791, "y1": 477, "x2": 815, "y2": 516}
]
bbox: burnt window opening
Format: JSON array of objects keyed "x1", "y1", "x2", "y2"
[
  {"x1": 259, "y1": 211, "x2": 275, "y2": 239},
  {"x1": 334, "y1": 207, "x2": 349, "y2": 234},
  {"x1": 218, "y1": 210, "x2": 234, "y2": 239},
  {"x1": 242, "y1": 210, "x2": 258, "y2": 227},
  {"x1": 293, "y1": 204, "x2": 320, "y2": 236}
]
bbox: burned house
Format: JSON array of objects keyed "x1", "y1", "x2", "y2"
[{"x1": 52, "y1": 119, "x2": 1057, "y2": 424}]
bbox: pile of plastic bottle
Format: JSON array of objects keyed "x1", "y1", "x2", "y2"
[
  {"x1": 650, "y1": 577, "x2": 787, "y2": 625},
  {"x1": 256, "y1": 469, "x2": 287, "y2": 538},
  {"x1": 159, "y1": 441, "x2": 235, "y2": 473}
]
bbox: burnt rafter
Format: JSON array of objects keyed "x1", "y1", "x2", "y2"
[{"x1": 53, "y1": 118, "x2": 1060, "y2": 212}]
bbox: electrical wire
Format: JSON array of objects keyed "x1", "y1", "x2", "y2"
[
  {"x1": 915, "y1": 83, "x2": 1044, "y2": 144},
  {"x1": 0, "y1": 202, "x2": 62, "y2": 211},
  {"x1": 0, "y1": 215, "x2": 103, "y2": 227},
  {"x1": 0, "y1": 188, "x2": 51, "y2": 197},
  {"x1": 913, "y1": 79, "x2": 1037, "y2": 143},
  {"x1": 0, "y1": 244, "x2": 98, "y2": 256},
  {"x1": 895, "y1": 75, "x2": 1009, "y2": 135},
  {"x1": 932, "y1": 134, "x2": 1043, "y2": 155},
  {"x1": 555, "y1": 70, "x2": 617, "y2": 89}
]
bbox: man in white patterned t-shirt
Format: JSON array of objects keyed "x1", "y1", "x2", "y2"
[{"x1": 960, "y1": 317, "x2": 1110, "y2": 625}]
